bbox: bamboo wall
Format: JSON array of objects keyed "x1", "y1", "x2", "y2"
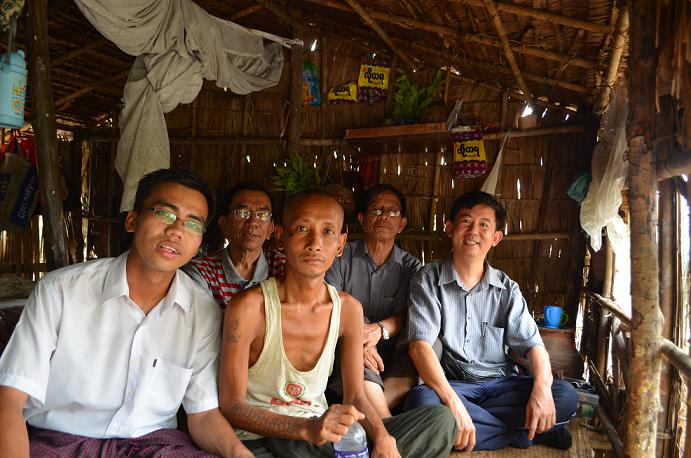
[{"x1": 3, "y1": 38, "x2": 591, "y2": 321}]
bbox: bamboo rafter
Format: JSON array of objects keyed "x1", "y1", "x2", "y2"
[
  {"x1": 342, "y1": 0, "x2": 417, "y2": 70},
  {"x1": 453, "y1": 0, "x2": 613, "y2": 35},
  {"x1": 304, "y1": 0, "x2": 600, "y2": 70},
  {"x1": 50, "y1": 37, "x2": 109, "y2": 68},
  {"x1": 55, "y1": 69, "x2": 130, "y2": 110},
  {"x1": 481, "y1": 0, "x2": 534, "y2": 105}
]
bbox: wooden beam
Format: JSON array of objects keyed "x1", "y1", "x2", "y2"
[
  {"x1": 624, "y1": 0, "x2": 661, "y2": 454},
  {"x1": 482, "y1": 0, "x2": 533, "y2": 103},
  {"x1": 453, "y1": 0, "x2": 613, "y2": 35},
  {"x1": 656, "y1": 149, "x2": 691, "y2": 181},
  {"x1": 50, "y1": 37, "x2": 109, "y2": 68},
  {"x1": 305, "y1": 0, "x2": 599, "y2": 70},
  {"x1": 26, "y1": 0, "x2": 70, "y2": 269},
  {"x1": 55, "y1": 69, "x2": 130, "y2": 111},
  {"x1": 228, "y1": 5, "x2": 263, "y2": 21},
  {"x1": 593, "y1": 5, "x2": 629, "y2": 115},
  {"x1": 342, "y1": 0, "x2": 416, "y2": 70},
  {"x1": 252, "y1": 0, "x2": 291, "y2": 25}
]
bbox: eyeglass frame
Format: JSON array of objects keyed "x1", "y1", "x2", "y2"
[
  {"x1": 138, "y1": 207, "x2": 206, "y2": 235},
  {"x1": 231, "y1": 208, "x2": 273, "y2": 222},
  {"x1": 367, "y1": 207, "x2": 402, "y2": 218}
]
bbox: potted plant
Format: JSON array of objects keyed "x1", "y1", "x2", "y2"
[
  {"x1": 393, "y1": 69, "x2": 443, "y2": 124},
  {"x1": 272, "y1": 154, "x2": 321, "y2": 194}
]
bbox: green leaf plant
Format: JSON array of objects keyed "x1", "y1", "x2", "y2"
[
  {"x1": 272, "y1": 154, "x2": 321, "y2": 195},
  {"x1": 393, "y1": 69, "x2": 443, "y2": 124}
]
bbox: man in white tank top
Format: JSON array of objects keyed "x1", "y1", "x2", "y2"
[{"x1": 219, "y1": 190, "x2": 456, "y2": 457}]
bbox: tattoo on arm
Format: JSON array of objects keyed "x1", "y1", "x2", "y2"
[
  {"x1": 225, "y1": 319, "x2": 240, "y2": 343},
  {"x1": 229, "y1": 403, "x2": 307, "y2": 440}
]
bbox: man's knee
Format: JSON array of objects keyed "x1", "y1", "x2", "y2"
[
  {"x1": 403, "y1": 384, "x2": 441, "y2": 410},
  {"x1": 552, "y1": 379, "x2": 578, "y2": 419}
]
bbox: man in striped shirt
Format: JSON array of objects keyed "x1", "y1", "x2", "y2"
[{"x1": 185, "y1": 182, "x2": 286, "y2": 309}]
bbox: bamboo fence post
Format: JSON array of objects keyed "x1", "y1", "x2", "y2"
[
  {"x1": 26, "y1": 0, "x2": 70, "y2": 270},
  {"x1": 287, "y1": 21, "x2": 304, "y2": 156},
  {"x1": 625, "y1": 1, "x2": 662, "y2": 454},
  {"x1": 593, "y1": 5, "x2": 629, "y2": 116},
  {"x1": 685, "y1": 177, "x2": 691, "y2": 458},
  {"x1": 596, "y1": 236, "x2": 613, "y2": 377},
  {"x1": 658, "y1": 179, "x2": 676, "y2": 456}
]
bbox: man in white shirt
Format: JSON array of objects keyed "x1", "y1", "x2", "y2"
[{"x1": 0, "y1": 168, "x2": 251, "y2": 457}]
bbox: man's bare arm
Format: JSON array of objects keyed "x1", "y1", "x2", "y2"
[
  {"x1": 0, "y1": 386, "x2": 29, "y2": 457},
  {"x1": 218, "y1": 289, "x2": 355, "y2": 444},
  {"x1": 408, "y1": 340, "x2": 475, "y2": 452},
  {"x1": 187, "y1": 409, "x2": 252, "y2": 458}
]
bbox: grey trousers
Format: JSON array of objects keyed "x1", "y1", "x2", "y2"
[{"x1": 243, "y1": 404, "x2": 456, "y2": 458}]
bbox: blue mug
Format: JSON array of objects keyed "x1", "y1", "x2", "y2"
[{"x1": 543, "y1": 305, "x2": 568, "y2": 328}]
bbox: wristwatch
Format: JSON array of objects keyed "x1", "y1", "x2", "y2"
[{"x1": 376, "y1": 322, "x2": 390, "y2": 340}]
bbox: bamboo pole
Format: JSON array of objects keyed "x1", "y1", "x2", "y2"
[
  {"x1": 481, "y1": 0, "x2": 533, "y2": 104},
  {"x1": 593, "y1": 5, "x2": 629, "y2": 115},
  {"x1": 407, "y1": 41, "x2": 594, "y2": 95},
  {"x1": 453, "y1": 0, "x2": 613, "y2": 35},
  {"x1": 304, "y1": 0, "x2": 599, "y2": 70},
  {"x1": 286, "y1": 21, "x2": 304, "y2": 156},
  {"x1": 596, "y1": 237, "x2": 613, "y2": 377},
  {"x1": 657, "y1": 179, "x2": 676, "y2": 456},
  {"x1": 228, "y1": 5, "x2": 263, "y2": 21},
  {"x1": 625, "y1": 1, "x2": 662, "y2": 453},
  {"x1": 656, "y1": 150, "x2": 691, "y2": 181},
  {"x1": 55, "y1": 69, "x2": 130, "y2": 110},
  {"x1": 342, "y1": 0, "x2": 416, "y2": 70},
  {"x1": 26, "y1": 0, "x2": 69, "y2": 270}
]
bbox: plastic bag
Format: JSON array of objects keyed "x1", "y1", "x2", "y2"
[
  {"x1": 580, "y1": 84, "x2": 629, "y2": 252},
  {"x1": 0, "y1": 133, "x2": 38, "y2": 231}
]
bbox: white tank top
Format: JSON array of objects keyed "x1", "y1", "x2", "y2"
[{"x1": 235, "y1": 277, "x2": 342, "y2": 440}]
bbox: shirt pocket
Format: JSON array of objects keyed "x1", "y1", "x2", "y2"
[
  {"x1": 480, "y1": 325, "x2": 506, "y2": 363},
  {"x1": 145, "y1": 358, "x2": 193, "y2": 417}
]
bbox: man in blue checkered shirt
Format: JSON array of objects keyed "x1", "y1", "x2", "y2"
[{"x1": 400, "y1": 191, "x2": 577, "y2": 452}]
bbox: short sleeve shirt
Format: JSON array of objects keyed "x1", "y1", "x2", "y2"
[
  {"x1": 325, "y1": 239, "x2": 422, "y2": 323},
  {"x1": 401, "y1": 255, "x2": 543, "y2": 369},
  {"x1": 0, "y1": 252, "x2": 221, "y2": 438}
]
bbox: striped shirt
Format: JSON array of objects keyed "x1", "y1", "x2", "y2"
[
  {"x1": 185, "y1": 248, "x2": 286, "y2": 309},
  {"x1": 400, "y1": 255, "x2": 543, "y2": 370}
]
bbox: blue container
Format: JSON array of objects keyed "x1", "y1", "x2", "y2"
[{"x1": 0, "y1": 50, "x2": 27, "y2": 128}]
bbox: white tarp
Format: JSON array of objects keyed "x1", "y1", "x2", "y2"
[{"x1": 74, "y1": 0, "x2": 286, "y2": 210}]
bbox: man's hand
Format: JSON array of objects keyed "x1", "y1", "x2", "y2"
[
  {"x1": 304, "y1": 404, "x2": 365, "y2": 445},
  {"x1": 524, "y1": 381, "x2": 556, "y2": 440},
  {"x1": 228, "y1": 442, "x2": 255, "y2": 458},
  {"x1": 363, "y1": 346, "x2": 385, "y2": 373},
  {"x1": 449, "y1": 396, "x2": 476, "y2": 452},
  {"x1": 371, "y1": 434, "x2": 400, "y2": 458},
  {"x1": 363, "y1": 323, "x2": 382, "y2": 348}
]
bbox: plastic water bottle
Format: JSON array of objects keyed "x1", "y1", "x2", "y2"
[{"x1": 334, "y1": 421, "x2": 369, "y2": 457}]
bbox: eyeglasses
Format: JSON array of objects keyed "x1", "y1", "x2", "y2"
[
  {"x1": 139, "y1": 208, "x2": 205, "y2": 235},
  {"x1": 232, "y1": 208, "x2": 272, "y2": 222},
  {"x1": 368, "y1": 208, "x2": 402, "y2": 217}
]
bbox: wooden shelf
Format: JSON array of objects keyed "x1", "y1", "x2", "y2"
[{"x1": 344, "y1": 122, "x2": 452, "y2": 155}]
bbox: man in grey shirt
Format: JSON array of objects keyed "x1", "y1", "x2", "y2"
[
  {"x1": 326, "y1": 184, "x2": 421, "y2": 418},
  {"x1": 401, "y1": 191, "x2": 577, "y2": 452}
]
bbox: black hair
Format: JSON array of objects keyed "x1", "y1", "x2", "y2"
[
  {"x1": 358, "y1": 183, "x2": 407, "y2": 217},
  {"x1": 448, "y1": 191, "x2": 506, "y2": 230},
  {"x1": 283, "y1": 189, "x2": 343, "y2": 226},
  {"x1": 220, "y1": 182, "x2": 275, "y2": 220},
  {"x1": 133, "y1": 168, "x2": 216, "y2": 225}
]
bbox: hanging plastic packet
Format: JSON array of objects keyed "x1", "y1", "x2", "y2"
[
  {"x1": 302, "y1": 62, "x2": 321, "y2": 106},
  {"x1": 452, "y1": 124, "x2": 488, "y2": 179},
  {"x1": 357, "y1": 55, "x2": 390, "y2": 104},
  {"x1": 328, "y1": 82, "x2": 358, "y2": 104}
]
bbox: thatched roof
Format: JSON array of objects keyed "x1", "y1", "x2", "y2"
[{"x1": 14, "y1": 0, "x2": 633, "y2": 129}]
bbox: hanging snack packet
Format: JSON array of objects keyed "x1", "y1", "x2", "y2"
[
  {"x1": 302, "y1": 62, "x2": 321, "y2": 106},
  {"x1": 357, "y1": 55, "x2": 390, "y2": 104},
  {"x1": 452, "y1": 124, "x2": 488, "y2": 179},
  {"x1": 328, "y1": 82, "x2": 358, "y2": 104}
]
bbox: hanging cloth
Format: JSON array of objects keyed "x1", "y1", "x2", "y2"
[
  {"x1": 74, "y1": 0, "x2": 288, "y2": 210},
  {"x1": 480, "y1": 130, "x2": 511, "y2": 195}
]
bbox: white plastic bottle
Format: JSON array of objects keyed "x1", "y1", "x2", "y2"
[{"x1": 334, "y1": 421, "x2": 369, "y2": 457}]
